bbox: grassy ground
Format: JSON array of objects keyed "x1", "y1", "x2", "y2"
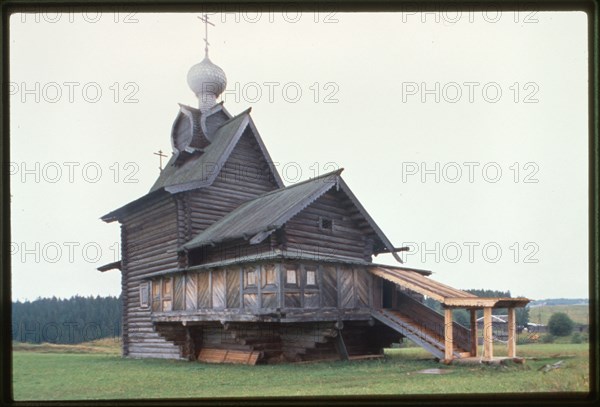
[
  {"x1": 11, "y1": 341, "x2": 589, "y2": 400},
  {"x1": 12, "y1": 337, "x2": 121, "y2": 355},
  {"x1": 528, "y1": 305, "x2": 589, "y2": 325}
]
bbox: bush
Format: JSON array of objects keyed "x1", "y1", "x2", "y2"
[
  {"x1": 548, "y1": 312, "x2": 575, "y2": 337},
  {"x1": 541, "y1": 333, "x2": 555, "y2": 344},
  {"x1": 571, "y1": 332, "x2": 584, "y2": 344}
]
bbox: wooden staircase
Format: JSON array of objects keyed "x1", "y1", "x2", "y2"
[{"x1": 371, "y1": 302, "x2": 471, "y2": 360}]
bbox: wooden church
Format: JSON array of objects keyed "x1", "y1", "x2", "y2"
[{"x1": 99, "y1": 20, "x2": 529, "y2": 364}]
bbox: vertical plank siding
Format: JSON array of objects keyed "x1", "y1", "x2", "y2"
[
  {"x1": 173, "y1": 275, "x2": 185, "y2": 311},
  {"x1": 226, "y1": 269, "x2": 241, "y2": 308},
  {"x1": 321, "y1": 265, "x2": 338, "y2": 307},
  {"x1": 339, "y1": 266, "x2": 355, "y2": 309},
  {"x1": 197, "y1": 272, "x2": 211, "y2": 308},
  {"x1": 212, "y1": 270, "x2": 226, "y2": 309},
  {"x1": 354, "y1": 268, "x2": 370, "y2": 307},
  {"x1": 185, "y1": 273, "x2": 197, "y2": 310}
]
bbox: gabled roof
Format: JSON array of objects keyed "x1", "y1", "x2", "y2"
[
  {"x1": 101, "y1": 107, "x2": 283, "y2": 222},
  {"x1": 150, "y1": 108, "x2": 282, "y2": 193},
  {"x1": 182, "y1": 170, "x2": 403, "y2": 262}
]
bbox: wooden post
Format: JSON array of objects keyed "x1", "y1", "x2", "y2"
[
  {"x1": 483, "y1": 307, "x2": 493, "y2": 361},
  {"x1": 334, "y1": 330, "x2": 349, "y2": 361},
  {"x1": 184, "y1": 326, "x2": 196, "y2": 361},
  {"x1": 470, "y1": 309, "x2": 478, "y2": 357},
  {"x1": 507, "y1": 307, "x2": 516, "y2": 357},
  {"x1": 444, "y1": 308, "x2": 453, "y2": 361}
]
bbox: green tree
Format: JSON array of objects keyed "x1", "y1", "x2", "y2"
[
  {"x1": 516, "y1": 306, "x2": 529, "y2": 327},
  {"x1": 453, "y1": 309, "x2": 470, "y2": 326},
  {"x1": 548, "y1": 312, "x2": 574, "y2": 337}
]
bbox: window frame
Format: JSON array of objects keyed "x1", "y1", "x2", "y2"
[
  {"x1": 318, "y1": 216, "x2": 334, "y2": 231},
  {"x1": 305, "y1": 268, "x2": 318, "y2": 288},
  {"x1": 285, "y1": 267, "x2": 298, "y2": 287},
  {"x1": 139, "y1": 281, "x2": 150, "y2": 308},
  {"x1": 245, "y1": 268, "x2": 257, "y2": 288}
]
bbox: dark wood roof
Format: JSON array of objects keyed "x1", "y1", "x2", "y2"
[{"x1": 182, "y1": 169, "x2": 403, "y2": 263}]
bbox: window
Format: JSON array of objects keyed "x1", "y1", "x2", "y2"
[
  {"x1": 306, "y1": 269, "x2": 317, "y2": 287},
  {"x1": 286, "y1": 268, "x2": 297, "y2": 285},
  {"x1": 261, "y1": 264, "x2": 277, "y2": 288},
  {"x1": 139, "y1": 282, "x2": 149, "y2": 308},
  {"x1": 319, "y1": 217, "x2": 333, "y2": 231},
  {"x1": 245, "y1": 269, "x2": 257, "y2": 287}
]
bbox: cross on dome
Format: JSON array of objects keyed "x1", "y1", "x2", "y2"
[
  {"x1": 187, "y1": 14, "x2": 227, "y2": 113},
  {"x1": 197, "y1": 14, "x2": 214, "y2": 57}
]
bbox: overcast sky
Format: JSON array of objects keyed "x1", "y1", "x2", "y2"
[{"x1": 9, "y1": 10, "x2": 588, "y2": 301}]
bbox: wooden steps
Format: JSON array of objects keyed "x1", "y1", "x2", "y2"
[
  {"x1": 197, "y1": 348, "x2": 261, "y2": 365},
  {"x1": 372, "y1": 307, "x2": 471, "y2": 360}
]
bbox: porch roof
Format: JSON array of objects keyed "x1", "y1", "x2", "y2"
[{"x1": 369, "y1": 266, "x2": 529, "y2": 309}]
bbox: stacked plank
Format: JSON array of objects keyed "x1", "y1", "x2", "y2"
[{"x1": 198, "y1": 348, "x2": 261, "y2": 365}]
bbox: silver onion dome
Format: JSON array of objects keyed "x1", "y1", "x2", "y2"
[{"x1": 187, "y1": 56, "x2": 227, "y2": 113}]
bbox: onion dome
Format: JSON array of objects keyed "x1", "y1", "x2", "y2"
[{"x1": 187, "y1": 56, "x2": 227, "y2": 113}]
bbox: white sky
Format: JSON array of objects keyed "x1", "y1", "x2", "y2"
[{"x1": 9, "y1": 10, "x2": 589, "y2": 301}]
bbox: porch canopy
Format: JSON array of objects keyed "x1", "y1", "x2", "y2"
[
  {"x1": 370, "y1": 266, "x2": 529, "y2": 309},
  {"x1": 370, "y1": 266, "x2": 530, "y2": 362}
]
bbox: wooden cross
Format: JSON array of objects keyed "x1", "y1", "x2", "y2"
[
  {"x1": 153, "y1": 150, "x2": 167, "y2": 171},
  {"x1": 197, "y1": 13, "x2": 215, "y2": 56}
]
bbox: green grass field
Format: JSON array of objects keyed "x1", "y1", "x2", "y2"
[
  {"x1": 528, "y1": 305, "x2": 589, "y2": 325},
  {"x1": 11, "y1": 339, "x2": 590, "y2": 400}
]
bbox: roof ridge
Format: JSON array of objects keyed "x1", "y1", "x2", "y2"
[{"x1": 256, "y1": 167, "x2": 345, "y2": 199}]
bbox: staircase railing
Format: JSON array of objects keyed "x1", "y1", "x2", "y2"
[{"x1": 395, "y1": 292, "x2": 471, "y2": 352}]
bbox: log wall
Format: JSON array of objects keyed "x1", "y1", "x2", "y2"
[
  {"x1": 285, "y1": 189, "x2": 377, "y2": 262},
  {"x1": 120, "y1": 195, "x2": 183, "y2": 359},
  {"x1": 185, "y1": 127, "x2": 280, "y2": 238}
]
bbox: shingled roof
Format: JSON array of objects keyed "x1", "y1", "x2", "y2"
[{"x1": 182, "y1": 169, "x2": 404, "y2": 262}]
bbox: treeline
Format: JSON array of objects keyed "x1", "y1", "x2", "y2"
[
  {"x1": 12, "y1": 295, "x2": 121, "y2": 344},
  {"x1": 424, "y1": 289, "x2": 530, "y2": 327}
]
